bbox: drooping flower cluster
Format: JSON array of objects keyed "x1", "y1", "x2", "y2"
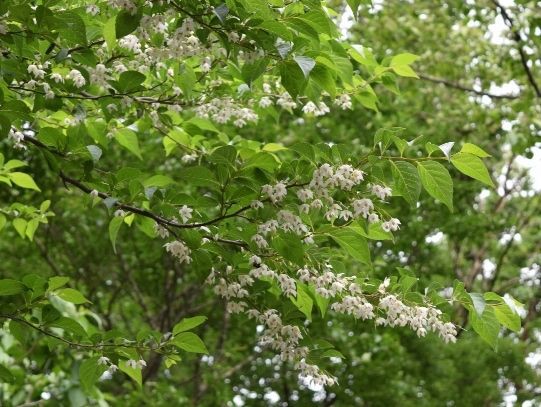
[
  {"x1": 194, "y1": 98, "x2": 258, "y2": 127},
  {"x1": 8, "y1": 128, "x2": 26, "y2": 150},
  {"x1": 164, "y1": 240, "x2": 192, "y2": 264}
]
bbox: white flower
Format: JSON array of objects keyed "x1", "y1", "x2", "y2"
[
  {"x1": 372, "y1": 184, "x2": 392, "y2": 200},
  {"x1": 126, "y1": 359, "x2": 138, "y2": 369},
  {"x1": 8, "y1": 128, "x2": 26, "y2": 150},
  {"x1": 334, "y1": 94, "x2": 352, "y2": 110},
  {"x1": 154, "y1": 222, "x2": 170, "y2": 239},
  {"x1": 250, "y1": 200, "x2": 264, "y2": 210},
  {"x1": 262, "y1": 181, "x2": 288, "y2": 204},
  {"x1": 114, "y1": 209, "x2": 125, "y2": 217},
  {"x1": 67, "y1": 69, "x2": 86, "y2": 88},
  {"x1": 259, "y1": 96, "x2": 273, "y2": 108},
  {"x1": 90, "y1": 189, "x2": 99, "y2": 198},
  {"x1": 164, "y1": 240, "x2": 192, "y2": 264},
  {"x1": 200, "y1": 57, "x2": 212, "y2": 72},
  {"x1": 352, "y1": 199, "x2": 373, "y2": 218},
  {"x1": 119, "y1": 34, "x2": 141, "y2": 53},
  {"x1": 297, "y1": 188, "x2": 313, "y2": 203},
  {"x1": 382, "y1": 218, "x2": 401, "y2": 232},
  {"x1": 179, "y1": 205, "x2": 193, "y2": 223},
  {"x1": 98, "y1": 356, "x2": 110, "y2": 365},
  {"x1": 50, "y1": 73, "x2": 64, "y2": 83},
  {"x1": 182, "y1": 153, "x2": 198, "y2": 163},
  {"x1": 86, "y1": 4, "x2": 100, "y2": 15},
  {"x1": 89, "y1": 64, "x2": 111, "y2": 87},
  {"x1": 27, "y1": 64, "x2": 46, "y2": 79},
  {"x1": 249, "y1": 255, "x2": 262, "y2": 266},
  {"x1": 251, "y1": 234, "x2": 268, "y2": 249}
]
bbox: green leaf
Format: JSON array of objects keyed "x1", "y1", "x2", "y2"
[
  {"x1": 280, "y1": 61, "x2": 306, "y2": 98},
  {"x1": 115, "y1": 10, "x2": 141, "y2": 38},
  {"x1": 391, "y1": 64, "x2": 418, "y2": 78},
  {"x1": 470, "y1": 306, "x2": 500, "y2": 348},
  {"x1": 116, "y1": 128, "x2": 142, "y2": 159},
  {"x1": 417, "y1": 161, "x2": 453, "y2": 211},
  {"x1": 460, "y1": 143, "x2": 491, "y2": 158},
  {"x1": 350, "y1": 223, "x2": 393, "y2": 241},
  {"x1": 119, "y1": 360, "x2": 142, "y2": 388},
  {"x1": 0, "y1": 279, "x2": 25, "y2": 296},
  {"x1": 12, "y1": 218, "x2": 27, "y2": 238},
  {"x1": 55, "y1": 288, "x2": 89, "y2": 304},
  {"x1": 293, "y1": 56, "x2": 316, "y2": 78},
  {"x1": 0, "y1": 214, "x2": 6, "y2": 232},
  {"x1": 391, "y1": 53, "x2": 420, "y2": 66},
  {"x1": 9, "y1": 172, "x2": 41, "y2": 191},
  {"x1": 86, "y1": 145, "x2": 102, "y2": 162},
  {"x1": 327, "y1": 227, "x2": 371, "y2": 266},
  {"x1": 49, "y1": 276, "x2": 70, "y2": 291},
  {"x1": 55, "y1": 11, "x2": 87, "y2": 46},
  {"x1": 48, "y1": 317, "x2": 87, "y2": 337},
  {"x1": 4, "y1": 159, "x2": 27, "y2": 170},
  {"x1": 243, "y1": 152, "x2": 279, "y2": 173},
  {"x1": 117, "y1": 71, "x2": 146, "y2": 92},
  {"x1": 242, "y1": 58, "x2": 270, "y2": 85},
  {"x1": 142, "y1": 175, "x2": 175, "y2": 188},
  {"x1": 450, "y1": 152, "x2": 494, "y2": 187},
  {"x1": 0, "y1": 364, "x2": 14, "y2": 384},
  {"x1": 272, "y1": 233, "x2": 305, "y2": 266},
  {"x1": 103, "y1": 16, "x2": 117, "y2": 50},
  {"x1": 468, "y1": 293, "x2": 486, "y2": 316},
  {"x1": 171, "y1": 332, "x2": 208, "y2": 354},
  {"x1": 291, "y1": 284, "x2": 313, "y2": 320},
  {"x1": 25, "y1": 218, "x2": 39, "y2": 241},
  {"x1": 180, "y1": 166, "x2": 219, "y2": 188},
  {"x1": 492, "y1": 303, "x2": 521, "y2": 332},
  {"x1": 390, "y1": 160, "x2": 421, "y2": 206},
  {"x1": 172, "y1": 316, "x2": 207, "y2": 335},
  {"x1": 80, "y1": 357, "x2": 107, "y2": 393},
  {"x1": 109, "y1": 216, "x2": 123, "y2": 253}
]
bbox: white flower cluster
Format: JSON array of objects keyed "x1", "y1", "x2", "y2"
[
  {"x1": 164, "y1": 240, "x2": 192, "y2": 264},
  {"x1": 8, "y1": 128, "x2": 25, "y2": 149},
  {"x1": 377, "y1": 295, "x2": 457, "y2": 342},
  {"x1": 27, "y1": 63, "x2": 47, "y2": 79},
  {"x1": 261, "y1": 181, "x2": 288, "y2": 204},
  {"x1": 334, "y1": 94, "x2": 352, "y2": 110},
  {"x1": 108, "y1": 0, "x2": 137, "y2": 15},
  {"x1": 302, "y1": 101, "x2": 330, "y2": 117},
  {"x1": 252, "y1": 210, "x2": 311, "y2": 249},
  {"x1": 97, "y1": 356, "x2": 119, "y2": 375},
  {"x1": 276, "y1": 92, "x2": 297, "y2": 110},
  {"x1": 86, "y1": 4, "x2": 100, "y2": 15},
  {"x1": 194, "y1": 98, "x2": 258, "y2": 127},
  {"x1": 251, "y1": 309, "x2": 336, "y2": 386},
  {"x1": 154, "y1": 222, "x2": 170, "y2": 239},
  {"x1": 119, "y1": 34, "x2": 142, "y2": 54},
  {"x1": 126, "y1": 359, "x2": 147, "y2": 369},
  {"x1": 296, "y1": 265, "x2": 457, "y2": 342},
  {"x1": 89, "y1": 64, "x2": 111, "y2": 88},
  {"x1": 178, "y1": 205, "x2": 193, "y2": 223},
  {"x1": 67, "y1": 69, "x2": 86, "y2": 88}
]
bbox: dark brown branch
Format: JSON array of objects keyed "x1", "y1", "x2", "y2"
[
  {"x1": 418, "y1": 73, "x2": 519, "y2": 100},
  {"x1": 491, "y1": 0, "x2": 541, "y2": 98}
]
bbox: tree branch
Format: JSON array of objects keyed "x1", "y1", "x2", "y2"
[
  {"x1": 491, "y1": 0, "x2": 541, "y2": 98},
  {"x1": 418, "y1": 73, "x2": 519, "y2": 100}
]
